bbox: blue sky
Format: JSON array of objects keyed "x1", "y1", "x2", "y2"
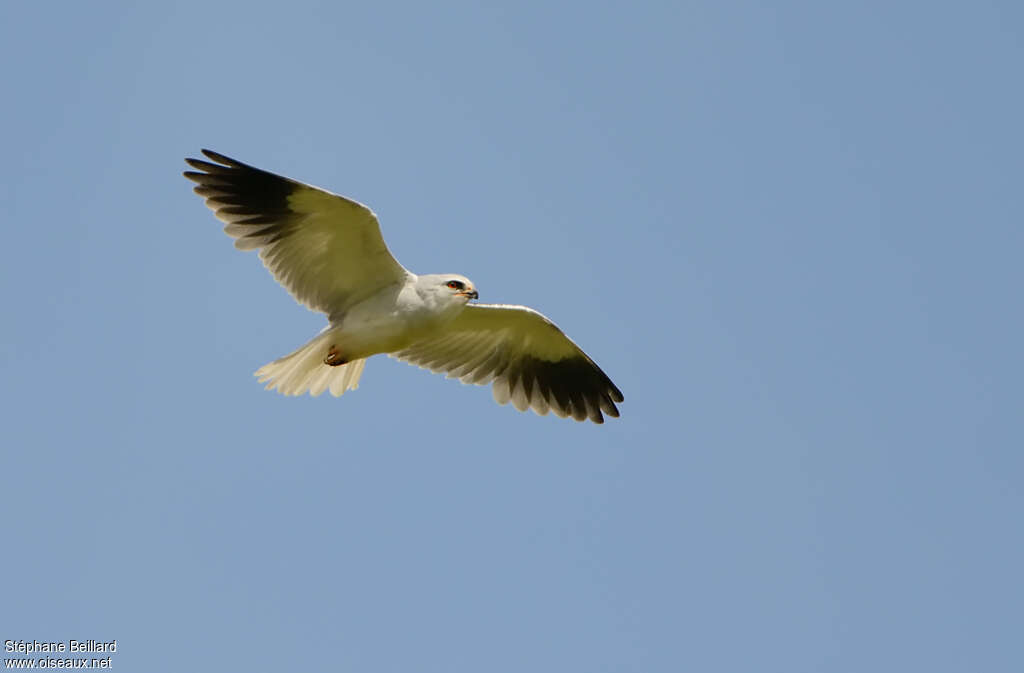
[{"x1": 2, "y1": 1, "x2": 1021, "y2": 671}]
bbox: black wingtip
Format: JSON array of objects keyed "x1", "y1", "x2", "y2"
[{"x1": 200, "y1": 149, "x2": 247, "y2": 168}]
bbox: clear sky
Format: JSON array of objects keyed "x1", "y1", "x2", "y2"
[{"x1": 2, "y1": 1, "x2": 1021, "y2": 671}]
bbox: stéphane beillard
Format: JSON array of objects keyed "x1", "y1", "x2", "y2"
[{"x1": 4, "y1": 640, "x2": 117, "y2": 654}]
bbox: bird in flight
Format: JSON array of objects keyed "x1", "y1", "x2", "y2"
[{"x1": 183, "y1": 150, "x2": 623, "y2": 423}]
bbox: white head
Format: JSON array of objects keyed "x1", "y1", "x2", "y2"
[{"x1": 414, "y1": 273, "x2": 479, "y2": 311}]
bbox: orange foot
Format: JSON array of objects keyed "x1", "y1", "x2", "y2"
[{"x1": 324, "y1": 345, "x2": 348, "y2": 366}]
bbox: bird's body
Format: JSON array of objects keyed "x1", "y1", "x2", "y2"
[
  {"x1": 327, "y1": 274, "x2": 472, "y2": 361},
  {"x1": 184, "y1": 150, "x2": 623, "y2": 423}
]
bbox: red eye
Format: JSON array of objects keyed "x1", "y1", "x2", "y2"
[{"x1": 447, "y1": 281, "x2": 461, "y2": 289}]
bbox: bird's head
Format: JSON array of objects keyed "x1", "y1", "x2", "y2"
[{"x1": 416, "y1": 274, "x2": 479, "y2": 310}]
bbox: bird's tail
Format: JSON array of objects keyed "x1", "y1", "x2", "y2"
[{"x1": 254, "y1": 328, "x2": 366, "y2": 397}]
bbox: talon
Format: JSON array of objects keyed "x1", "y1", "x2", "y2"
[{"x1": 324, "y1": 345, "x2": 347, "y2": 366}]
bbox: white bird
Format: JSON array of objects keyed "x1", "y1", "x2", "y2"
[{"x1": 184, "y1": 150, "x2": 623, "y2": 423}]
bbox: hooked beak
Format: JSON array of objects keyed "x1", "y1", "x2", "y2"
[{"x1": 459, "y1": 289, "x2": 479, "y2": 300}]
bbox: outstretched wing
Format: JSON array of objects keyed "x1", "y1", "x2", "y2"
[
  {"x1": 184, "y1": 149, "x2": 409, "y2": 316},
  {"x1": 392, "y1": 304, "x2": 623, "y2": 423}
]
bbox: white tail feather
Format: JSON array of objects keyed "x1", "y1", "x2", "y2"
[{"x1": 255, "y1": 329, "x2": 366, "y2": 397}]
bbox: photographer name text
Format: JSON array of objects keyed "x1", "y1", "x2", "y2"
[{"x1": 5, "y1": 641, "x2": 117, "y2": 655}]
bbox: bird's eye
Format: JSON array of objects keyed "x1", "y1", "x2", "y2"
[{"x1": 447, "y1": 280, "x2": 463, "y2": 290}]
